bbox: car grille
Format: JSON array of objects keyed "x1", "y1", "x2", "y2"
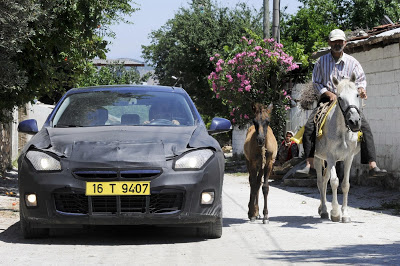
[
  {"x1": 54, "y1": 193, "x2": 184, "y2": 215},
  {"x1": 73, "y1": 169, "x2": 161, "y2": 179}
]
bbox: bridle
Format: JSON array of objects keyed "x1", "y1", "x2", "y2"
[{"x1": 336, "y1": 95, "x2": 361, "y2": 132}]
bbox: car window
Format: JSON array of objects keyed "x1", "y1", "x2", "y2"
[{"x1": 52, "y1": 90, "x2": 196, "y2": 127}]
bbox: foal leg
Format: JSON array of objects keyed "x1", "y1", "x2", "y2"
[
  {"x1": 248, "y1": 168, "x2": 258, "y2": 221},
  {"x1": 341, "y1": 156, "x2": 353, "y2": 223},
  {"x1": 328, "y1": 160, "x2": 341, "y2": 222},
  {"x1": 247, "y1": 158, "x2": 262, "y2": 221},
  {"x1": 316, "y1": 158, "x2": 329, "y2": 219},
  {"x1": 261, "y1": 159, "x2": 273, "y2": 224}
]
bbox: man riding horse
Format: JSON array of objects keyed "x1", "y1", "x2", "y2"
[{"x1": 295, "y1": 29, "x2": 387, "y2": 178}]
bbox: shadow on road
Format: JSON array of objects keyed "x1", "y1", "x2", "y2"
[
  {"x1": 0, "y1": 217, "x2": 249, "y2": 245},
  {"x1": 268, "y1": 215, "x2": 331, "y2": 229},
  {"x1": 0, "y1": 221, "x2": 211, "y2": 245},
  {"x1": 223, "y1": 217, "x2": 248, "y2": 227},
  {"x1": 270, "y1": 180, "x2": 400, "y2": 217},
  {"x1": 259, "y1": 241, "x2": 400, "y2": 265}
]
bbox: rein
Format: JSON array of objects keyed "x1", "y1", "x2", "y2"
[{"x1": 336, "y1": 96, "x2": 361, "y2": 132}]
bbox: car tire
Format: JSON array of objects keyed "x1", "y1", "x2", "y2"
[
  {"x1": 197, "y1": 216, "x2": 222, "y2": 239},
  {"x1": 20, "y1": 215, "x2": 49, "y2": 239}
]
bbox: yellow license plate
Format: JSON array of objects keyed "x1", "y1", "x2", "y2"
[{"x1": 86, "y1": 181, "x2": 151, "y2": 196}]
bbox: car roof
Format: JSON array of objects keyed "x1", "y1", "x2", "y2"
[{"x1": 66, "y1": 85, "x2": 187, "y2": 95}]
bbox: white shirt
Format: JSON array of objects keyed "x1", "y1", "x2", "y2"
[{"x1": 312, "y1": 52, "x2": 367, "y2": 95}]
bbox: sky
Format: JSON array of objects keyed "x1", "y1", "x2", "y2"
[{"x1": 105, "y1": 0, "x2": 302, "y2": 61}]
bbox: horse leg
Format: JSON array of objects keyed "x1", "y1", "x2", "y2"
[
  {"x1": 261, "y1": 159, "x2": 273, "y2": 224},
  {"x1": 328, "y1": 159, "x2": 341, "y2": 222},
  {"x1": 341, "y1": 156, "x2": 353, "y2": 223},
  {"x1": 316, "y1": 158, "x2": 329, "y2": 219},
  {"x1": 247, "y1": 161, "x2": 260, "y2": 221}
]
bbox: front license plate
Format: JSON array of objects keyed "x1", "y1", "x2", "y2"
[{"x1": 86, "y1": 181, "x2": 151, "y2": 196}]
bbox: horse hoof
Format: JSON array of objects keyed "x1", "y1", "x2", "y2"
[
  {"x1": 250, "y1": 217, "x2": 256, "y2": 222},
  {"x1": 331, "y1": 215, "x2": 341, "y2": 222},
  {"x1": 262, "y1": 218, "x2": 269, "y2": 224},
  {"x1": 342, "y1": 217, "x2": 351, "y2": 223},
  {"x1": 320, "y1": 213, "x2": 329, "y2": 219}
]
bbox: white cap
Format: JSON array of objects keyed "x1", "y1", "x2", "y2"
[
  {"x1": 286, "y1": 131, "x2": 294, "y2": 136},
  {"x1": 329, "y1": 29, "x2": 346, "y2": 41}
]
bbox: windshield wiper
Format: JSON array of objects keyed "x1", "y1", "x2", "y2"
[{"x1": 54, "y1": 124, "x2": 83, "y2": 128}]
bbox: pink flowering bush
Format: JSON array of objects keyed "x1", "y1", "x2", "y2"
[{"x1": 208, "y1": 34, "x2": 298, "y2": 128}]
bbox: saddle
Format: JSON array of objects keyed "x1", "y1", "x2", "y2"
[{"x1": 290, "y1": 100, "x2": 362, "y2": 144}]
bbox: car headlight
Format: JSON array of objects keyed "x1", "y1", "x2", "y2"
[
  {"x1": 26, "y1": 151, "x2": 61, "y2": 171},
  {"x1": 174, "y1": 149, "x2": 214, "y2": 170}
]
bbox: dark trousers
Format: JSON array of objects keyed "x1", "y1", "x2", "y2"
[{"x1": 302, "y1": 98, "x2": 376, "y2": 165}]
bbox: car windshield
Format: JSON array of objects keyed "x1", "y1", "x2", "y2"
[{"x1": 52, "y1": 90, "x2": 196, "y2": 127}]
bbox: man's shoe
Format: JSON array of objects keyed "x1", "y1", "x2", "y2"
[
  {"x1": 368, "y1": 167, "x2": 387, "y2": 178},
  {"x1": 294, "y1": 166, "x2": 313, "y2": 178}
]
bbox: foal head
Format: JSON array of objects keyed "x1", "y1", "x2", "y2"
[
  {"x1": 252, "y1": 103, "x2": 273, "y2": 147},
  {"x1": 333, "y1": 72, "x2": 361, "y2": 132}
]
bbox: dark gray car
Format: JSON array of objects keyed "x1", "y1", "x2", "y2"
[{"x1": 18, "y1": 85, "x2": 231, "y2": 239}]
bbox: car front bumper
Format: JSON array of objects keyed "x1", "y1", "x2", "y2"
[{"x1": 18, "y1": 152, "x2": 224, "y2": 228}]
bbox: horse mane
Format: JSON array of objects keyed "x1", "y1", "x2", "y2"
[{"x1": 333, "y1": 72, "x2": 357, "y2": 94}]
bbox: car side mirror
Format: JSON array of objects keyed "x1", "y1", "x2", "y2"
[
  {"x1": 208, "y1": 117, "x2": 232, "y2": 135},
  {"x1": 18, "y1": 119, "x2": 39, "y2": 135}
]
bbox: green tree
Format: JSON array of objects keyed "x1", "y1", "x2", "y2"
[
  {"x1": 142, "y1": 0, "x2": 263, "y2": 120},
  {"x1": 280, "y1": 0, "x2": 339, "y2": 58},
  {"x1": 0, "y1": 0, "x2": 138, "y2": 123},
  {"x1": 78, "y1": 64, "x2": 152, "y2": 87},
  {"x1": 350, "y1": 0, "x2": 400, "y2": 29},
  {"x1": 0, "y1": 0, "x2": 41, "y2": 121},
  {"x1": 280, "y1": 0, "x2": 400, "y2": 79}
]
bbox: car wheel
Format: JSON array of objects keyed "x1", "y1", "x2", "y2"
[
  {"x1": 20, "y1": 215, "x2": 49, "y2": 239},
  {"x1": 197, "y1": 217, "x2": 222, "y2": 239}
]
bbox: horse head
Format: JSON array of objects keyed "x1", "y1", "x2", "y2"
[
  {"x1": 333, "y1": 72, "x2": 361, "y2": 132},
  {"x1": 252, "y1": 103, "x2": 273, "y2": 147}
]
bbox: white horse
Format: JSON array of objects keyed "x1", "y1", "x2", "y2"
[{"x1": 314, "y1": 72, "x2": 361, "y2": 223}]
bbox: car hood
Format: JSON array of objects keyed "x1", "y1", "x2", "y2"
[{"x1": 23, "y1": 125, "x2": 220, "y2": 168}]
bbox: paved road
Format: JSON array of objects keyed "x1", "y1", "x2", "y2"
[{"x1": 0, "y1": 173, "x2": 400, "y2": 265}]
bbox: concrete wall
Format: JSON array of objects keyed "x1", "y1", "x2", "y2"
[
  {"x1": 232, "y1": 124, "x2": 249, "y2": 157},
  {"x1": 16, "y1": 103, "x2": 54, "y2": 156},
  {"x1": 350, "y1": 42, "x2": 400, "y2": 180}
]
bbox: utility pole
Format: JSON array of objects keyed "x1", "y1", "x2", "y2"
[
  {"x1": 272, "y1": 0, "x2": 280, "y2": 42},
  {"x1": 263, "y1": 0, "x2": 270, "y2": 39}
]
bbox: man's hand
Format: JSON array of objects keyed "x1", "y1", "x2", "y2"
[
  {"x1": 358, "y1": 87, "x2": 367, "y2": 99},
  {"x1": 323, "y1": 91, "x2": 337, "y2": 102}
]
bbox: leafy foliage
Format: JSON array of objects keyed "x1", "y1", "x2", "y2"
[
  {"x1": 142, "y1": 0, "x2": 263, "y2": 120},
  {"x1": 209, "y1": 33, "x2": 298, "y2": 136},
  {"x1": 0, "y1": 0, "x2": 138, "y2": 123},
  {"x1": 0, "y1": 0, "x2": 41, "y2": 121},
  {"x1": 280, "y1": 0, "x2": 400, "y2": 79},
  {"x1": 77, "y1": 64, "x2": 152, "y2": 87},
  {"x1": 350, "y1": 0, "x2": 400, "y2": 29}
]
